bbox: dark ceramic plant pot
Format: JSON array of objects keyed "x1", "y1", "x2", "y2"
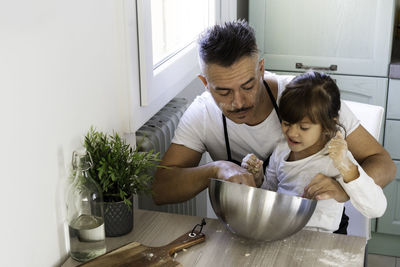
[{"x1": 103, "y1": 195, "x2": 134, "y2": 237}]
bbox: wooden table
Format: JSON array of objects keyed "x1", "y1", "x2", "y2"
[{"x1": 62, "y1": 209, "x2": 366, "y2": 267}]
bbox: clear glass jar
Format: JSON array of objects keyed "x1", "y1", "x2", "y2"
[{"x1": 66, "y1": 149, "x2": 106, "y2": 262}]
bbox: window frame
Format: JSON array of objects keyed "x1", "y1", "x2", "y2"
[
  {"x1": 135, "y1": 0, "x2": 232, "y2": 107},
  {"x1": 129, "y1": 0, "x2": 236, "y2": 130}
]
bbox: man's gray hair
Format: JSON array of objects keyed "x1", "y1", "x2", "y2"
[{"x1": 197, "y1": 19, "x2": 259, "y2": 73}]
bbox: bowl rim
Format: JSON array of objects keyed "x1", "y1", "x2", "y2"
[{"x1": 209, "y1": 178, "x2": 317, "y2": 203}]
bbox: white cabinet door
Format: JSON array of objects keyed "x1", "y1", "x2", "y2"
[
  {"x1": 385, "y1": 121, "x2": 400, "y2": 160},
  {"x1": 334, "y1": 75, "x2": 388, "y2": 144},
  {"x1": 331, "y1": 75, "x2": 388, "y2": 108},
  {"x1": 387, "y1": 79, "x2": 400, "y2": 120},
  {"x1": 274, "y1": 71, "x2": 388, "y2": 107},
  {"x1": 249, "y1": 0, "x2": 395, "y2": 77},
  {"x1": 376, "y1": 160, "x2": 400, "y2": 235}
]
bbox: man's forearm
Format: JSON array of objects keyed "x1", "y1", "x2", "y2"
[
  {"x1": 346, "y1": 125, "x2": 396, "y2": 189},
  {"x1": 359, "y1": 152, "x2": 396, "y2": 188},
  {"x1": 152, "y1": 162, "x2": 217, "y2": 205}
]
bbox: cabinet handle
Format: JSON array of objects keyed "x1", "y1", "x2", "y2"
[{"x1": 295, "y1": 63, "x2": 337, "y2": 71}]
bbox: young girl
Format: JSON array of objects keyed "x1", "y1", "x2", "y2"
[{"x1": 242, "y1": 71, "x2": 387, "y2": 233}]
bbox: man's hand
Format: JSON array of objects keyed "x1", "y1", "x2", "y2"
[
  {"x1": 241, "y1": 154, "x2": 264, "y2": 187},
  {"x1": 303, "y1": 173, "x2": 349, "y2": 202},
  {"x1": 213, "y1": 160, "x2": 256, "y2": 187}
]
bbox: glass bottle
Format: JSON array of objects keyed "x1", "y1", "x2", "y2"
[{"x1": 66, "y1": 149, "x2": 106, "y2": 262}]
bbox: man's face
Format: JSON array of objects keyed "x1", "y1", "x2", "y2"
[{"x1": 199, "y1": 56, "x2": 265, "y2": 125}]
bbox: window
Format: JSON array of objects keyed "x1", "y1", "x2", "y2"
[
  {"x1": 151, "y1": 0, "x2": 216, "y2": 67},
  {"x1": 136, "y1": 0, "x2": 218, "y2": 106}
]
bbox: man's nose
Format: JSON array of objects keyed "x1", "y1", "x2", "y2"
[{"x1": 232, "y1": 90, "x2": 245, "y2": 109}]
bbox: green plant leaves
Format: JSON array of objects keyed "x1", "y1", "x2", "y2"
[{"x1": 83, "y1": 127, "x2": 162, "y2": 206}]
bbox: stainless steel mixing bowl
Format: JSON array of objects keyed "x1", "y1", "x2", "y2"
[{"x1": 208, "y1": 178, "x2": 317, "y2": 241}]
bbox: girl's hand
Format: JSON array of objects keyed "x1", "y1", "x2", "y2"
[
  {"x1": 241, "y1": 154, "x2": 264, "y2": 187},
  {"x1": 303, "y1": 173, "x2": 349, "y2": 202},
  {"x1": 327, "y1": 131, "x2": 359, "y2": 182}
]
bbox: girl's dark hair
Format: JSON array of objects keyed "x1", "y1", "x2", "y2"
[
  {"x1": 198, "y1": 19, "x2": 258, "y2": 67},
  {"x1": 279, "y1": 71, "x2": 344, "y2": 142}
]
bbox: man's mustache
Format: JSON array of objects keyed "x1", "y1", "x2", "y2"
[{"x1": 227, "y1": 106, "x2": 252, "y2": 113}]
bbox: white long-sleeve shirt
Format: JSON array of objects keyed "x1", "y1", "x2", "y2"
[{"x1": 263, "y1": 141, "x2": 387, "y2": 233}]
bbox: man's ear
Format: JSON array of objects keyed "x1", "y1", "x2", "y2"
[
  {"x1": 198, "y1": 74, "x2": 208, "y2": 87},
  {"x1": 258, "y1": 58, "x2": 265, "y2": 73}
]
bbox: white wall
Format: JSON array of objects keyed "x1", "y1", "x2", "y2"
[{"x1": 0, "y1": 1, "x2": 133, "y2": 266}]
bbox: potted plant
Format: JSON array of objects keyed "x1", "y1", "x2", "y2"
[{"x1": 83, "y1": 127, "x2": 161, "y2": 237}]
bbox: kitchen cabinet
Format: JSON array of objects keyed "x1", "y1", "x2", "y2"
[
  {"x1": 385, "y1": 79, "x2": 400, "y2": 160},
  {"x1": 381, "y1": 80, "x2": 400, "y2": 232},
  {"x1": 385, "y1": 121, "x2": 400, "y2": 159},
  {"x1": 387, "y1": 79, "x2": 400, "y2": 119},
  {"x1": 376, "y1": 160, "x2": 400, "y2": 235},
  {"x1": 331, "y1": 74, "x2": 388, "y2": 143},
  {"x1": 368, "y1": 79, "x2": 400, "y2": 257},
  {"x1": 274, "y1": 71, "x2": 388, "y2": 107},
  {"x1": 249, "y1": 0, "x2": 399, "y2": 257},
  {"x1": 250, "y1": 0, "x2": 393, "y2": 141},
  {"x1": 334, "y1": 75, "x2": 388, "y2": 107},
  {"x1": 249, "y1": 0, "x2": 395, "y2": 77}
]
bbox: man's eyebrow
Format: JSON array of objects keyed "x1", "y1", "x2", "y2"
[
  {"x1": 214, "y1": 77, "x2": 255, "y2": 91},
  {"x1": 215, "y1": 86, "x2": 230, "y2": 91},
  {"x1": 241, "y1": 77, "x2": 255, "y2": 87}
]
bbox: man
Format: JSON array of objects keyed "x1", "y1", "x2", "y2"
[{"x1": 152, "y1": 20, "x2": 395, "y2": 207}]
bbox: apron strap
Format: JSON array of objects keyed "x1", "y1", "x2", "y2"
[
  {"x1": 222, "y1": 114, "x2": 233, "y2": 162},
  {"x1": 263, "y1": 79, "x2": 281, "y2": 123}
]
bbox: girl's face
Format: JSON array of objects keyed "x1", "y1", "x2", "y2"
[{"x1": 281, "y1": 116, "x2": 325, "y2": 160}]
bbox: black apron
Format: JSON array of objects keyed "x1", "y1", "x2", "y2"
[{"x1": 221, "y1": 79, "x2": 348, "y2": 235}]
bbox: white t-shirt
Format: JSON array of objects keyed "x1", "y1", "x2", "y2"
[
  {"x1": 172, "y1": 73, "x2": 360, "y2": 163},
  {"x1": 264, "y1": 141, "x2": 387, "y2": 232}
]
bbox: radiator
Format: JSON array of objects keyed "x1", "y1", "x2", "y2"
[{"x1": 127, "y1": 98, "x2": 200, "y2": 216}]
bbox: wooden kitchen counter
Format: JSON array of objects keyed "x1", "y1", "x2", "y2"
[{"x1": 62, "y1": 209, "x2": 366, "y2": 267}]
